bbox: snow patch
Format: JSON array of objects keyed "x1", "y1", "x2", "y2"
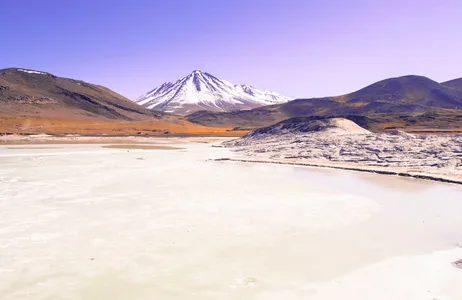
[{"x1": 17, "y1": 69, "x2": 46, "y2": 75}]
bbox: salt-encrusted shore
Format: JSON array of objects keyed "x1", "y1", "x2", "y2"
[
  {"x1": 0, "y1": 133, "x2": 230, "y2": 145},
  {"x1": 222, "y1": 118, "x2": 462, "y2": 185}
]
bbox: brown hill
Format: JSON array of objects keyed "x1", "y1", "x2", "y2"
[
  {"x1": 187, "y1": 75, "x2": 462, "y2": 132},
  {"x1": 0, "y1": 68, "x2": 163, "y2": 120}
]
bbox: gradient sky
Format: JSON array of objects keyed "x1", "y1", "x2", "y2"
[{"x1": 1, "y1": 0, "x2": 461, "y2": 99}]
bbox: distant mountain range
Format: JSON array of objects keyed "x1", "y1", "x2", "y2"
[
  {"x1": 1, "y1": 68, "x2": 461, "y2": 134},
  {"x1": 187, "y1": 75, "x2": 462, "y2": 131},
  {"x1": 136, "y1": 70, "x2": 293, "y2": 114}
]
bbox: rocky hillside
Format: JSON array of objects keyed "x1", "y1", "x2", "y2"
[{"x1": 0, "y1": 68, "x2": 163, "y2": 121}]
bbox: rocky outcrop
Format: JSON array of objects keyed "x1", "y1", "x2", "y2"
[{"x1": 244, "y1": 117, "x2": 371, "y2": 137}]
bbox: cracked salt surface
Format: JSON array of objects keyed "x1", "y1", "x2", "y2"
[{"x1": 0, "y1": 143, "x2": 461, "y2": 300}]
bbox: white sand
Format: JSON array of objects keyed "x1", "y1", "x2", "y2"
[{"x1": 0, "y1": 142, "x2": 461, "y2": 299}]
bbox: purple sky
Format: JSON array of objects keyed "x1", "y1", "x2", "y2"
[{"x1": 1, "y1": 0, "x2": 461, "y2": 99}]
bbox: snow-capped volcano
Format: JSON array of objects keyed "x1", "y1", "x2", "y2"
[{"x1": 136, "y1": 70, "x2": 293, "y2": 114}]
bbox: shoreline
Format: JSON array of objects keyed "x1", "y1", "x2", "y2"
[
  {"x1": 0, "y1": 135, "x2": 233, "y2": 145},
  {"x1": 2, "y1": 134, "x2": 461, "y2": 186},
  {"x1": 216, "y1": 157, "x2": 462, "y2": 186}
]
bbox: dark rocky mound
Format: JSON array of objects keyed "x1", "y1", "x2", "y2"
[{"x1": 245, "y1": 116, "x2": 370, "y2": 137}]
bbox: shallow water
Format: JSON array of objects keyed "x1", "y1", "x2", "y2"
[{"x1": 0, "y1": 143, "x2": 461, "y2": 300}]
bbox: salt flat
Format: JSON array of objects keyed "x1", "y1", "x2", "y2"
[{"x1": 0, "y1": 141, "x2": 461, "y2": 300}]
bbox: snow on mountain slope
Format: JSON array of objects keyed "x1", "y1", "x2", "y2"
[{"x1": 136, "y1": 70, "x2": 293, "y2": 114}]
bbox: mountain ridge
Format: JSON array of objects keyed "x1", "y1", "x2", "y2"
[{"x1": 187, "y1": 75, "x2": 462, "y2": 132}]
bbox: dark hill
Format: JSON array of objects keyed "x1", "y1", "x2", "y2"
[{"x1": 441, "y1": 78, "x2": 462, "y2": 92}]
